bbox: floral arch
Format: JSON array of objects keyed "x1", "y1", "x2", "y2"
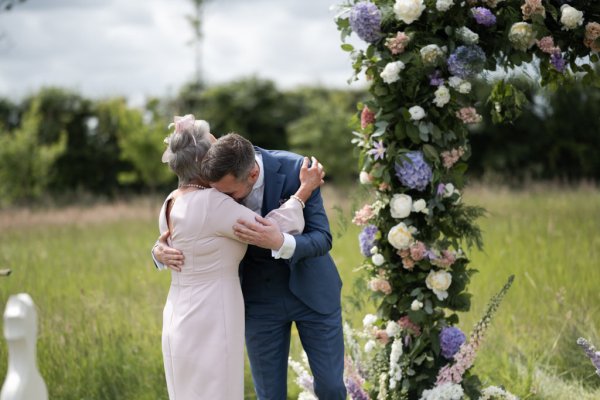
[{"x1": 322, "y1": 0, "x2": 598, "y2": 399}]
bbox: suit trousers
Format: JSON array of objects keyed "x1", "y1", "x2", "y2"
[{"x1": 244, "y1": 283, "x2": 346, "y2": 400}]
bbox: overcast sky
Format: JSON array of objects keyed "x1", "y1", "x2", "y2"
[{"x1": 0, "y1": 0, "x2": 363, "y2": 102}]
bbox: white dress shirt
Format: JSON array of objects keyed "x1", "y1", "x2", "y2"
[{"x1": 244, "y1": 153, "x2": 296, "y2": 259}]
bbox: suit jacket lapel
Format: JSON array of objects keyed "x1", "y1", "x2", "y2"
[{"x1": 257, "y1": 147, "x2": 286, "y2": 216}]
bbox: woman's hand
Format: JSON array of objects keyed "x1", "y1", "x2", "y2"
[{"x1": 299, "y1": 156, "x2": 325, "y2": 192}]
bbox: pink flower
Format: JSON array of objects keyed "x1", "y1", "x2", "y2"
[
  {"x1": 584, "y1": 22, "x2": 600, "y2": 52},
  {"x1": 379, "y1": 182, "x2": 391, "y2": 191},
  {"x1": 361, "y1": 106, "x2": 376, "y2": 129},
  {"x1": 521, "y1": 0, "x2": 545, "y2": 21},
  {"x1": 375, "y1": 329, "x2": 390, "y2": 345},
  {"x1": 398, "y1": 316, "x2": 421, "y2": 336},
  {"x1": 410, "y1": 241, "x2": 427, "y2": 261},
  {"x1": 402, "y1": 257, "x2": 415, "y2": 270},
  {"x1": 385, "y1": 31, "x2": 410, "y2": 55},
  {"x1": 441, "y1": 147, "x2": 465, "y2": 169},
  {"x1": 398, "y1": 248, "x2": 410, "y2": 258},
  {"x1": 456, "y1": 107, "x2": 482, "y2": 124},
  {"x1": 352, "y1": 204, "x2": 375, "y2": 226},
  {"x1": 369, "y1": 278, "x2": 392, "y2": 295},
  {"x1": 430, "y1": 249, "x2": 457, "y2": 268},
  {"x1": 536, "y1": 36, "x2": 560, "y2": 54}
]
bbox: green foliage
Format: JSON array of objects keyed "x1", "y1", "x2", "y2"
[
  {"x1": 471, "y1": 79, "x2": 600, "y2": 182},
  {"x1": 174, "y1": 77, "x2": 293, "y2": 150},
  {"x1": 335, "y1": 0, "x2": 600, "y2": 397},
  {"x1": 287, "y1": 88, "x2": 364, "y2": 183},
  {"x1": 0, "y1": 98, "x2": 65, "y2": 205},
  {"x1": 2, "y1": 188, "x2": 598, "y2": 399},
  {"x1": 95, "y1": 98, "x2": 173, "y2": 190}
]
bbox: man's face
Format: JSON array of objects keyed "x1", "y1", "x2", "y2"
[{"x1": 209, "y1": 163, "x2": 259, "y2": 202}]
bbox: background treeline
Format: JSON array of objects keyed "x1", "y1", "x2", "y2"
[{"x1": 0, "y1": 77, "x2": 598, "y2": 206}]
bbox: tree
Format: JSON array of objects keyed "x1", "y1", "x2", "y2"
[
  {"x1": 287, "y1": 88, "x2": 364, "y2": 183},
  {"x1": 0, "y1": 98, "x2": 65, "y2": 205},
  {"x1": 95, "y1": 99, "x2": 174, "y2": 192},
  {"x1": 176, "y1": 77, "x2": 294, "y2": 149}
]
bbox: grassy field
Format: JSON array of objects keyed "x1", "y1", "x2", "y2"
[{"x1": 0, "y1": 186, "x2": 598, "y2": 399}]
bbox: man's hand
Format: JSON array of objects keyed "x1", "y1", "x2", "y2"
[
  {"x1": 154, "y1": 230, "x2": 185, "y2": 272},
  {"x1": 233, "y1": 216, "x2": 284, "y2": 250}
]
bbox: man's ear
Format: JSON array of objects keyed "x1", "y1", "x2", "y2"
[{"x1": 249, "y1": 163, "x2": 260, "y2": 180}]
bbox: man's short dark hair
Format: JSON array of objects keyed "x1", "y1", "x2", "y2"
[{"x1": 200, "y1": 133, "x2": 255, "y2": 182}]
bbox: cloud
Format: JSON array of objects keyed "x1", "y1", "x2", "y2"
[{"x1": 0, "y1": 0, "x2": 364, "y2": 101}]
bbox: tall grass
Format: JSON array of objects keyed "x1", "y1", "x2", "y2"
[{"x1": 0, "y1": 187, "x2": 598, "y2": 399}]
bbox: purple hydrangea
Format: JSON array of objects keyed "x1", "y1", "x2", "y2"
[
  {"x1": 447, "y1": 45, "x2": 487, "y2": 78},
  {"x1": 550, "y1": 52, "x2": 567, "y2": 73},
  {"x1": 349, "y1": 2, "x2": 382, "y2": 43},
  {"x1": 471, "y1": 7, "x2": 496, "y2": 27},
  {"x1": 440, "y1": 327, "x2": 466, "y2": 359},
  {"x1": 359, "y1": 224, "x2": 378, "y2": 257},
  {"x1": 429, "y1": 70, "x2": 444, "y2": 86},
  {"x1": 394, "y1": 151, "x2": 433, "y2": 191}
]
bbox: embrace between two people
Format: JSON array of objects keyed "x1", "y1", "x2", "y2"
[{"x1": 151, "y1": 114, "x2": 347, "y2": 400}]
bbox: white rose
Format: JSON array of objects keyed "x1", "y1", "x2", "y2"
[
  {"x1": 364, "y1": 340, "x2": 376, "y2": 353},
  {"x1": 412, "y1": 199, "x2": 428, "y2": 214},
  {"x1": 385, "y1": 320, "x2": 400, "y2": 337},
  {"x1": 458, "y1": 81, "x2": 472, "y2": 94},
  {"x1": 435, "y1": 0, "x2": 454, "y2": 12},
  {"x1": 443, "y1": 183, "x2": 455, "y2": 198},
  {"x1": 456, "y1": 26, "x2": 479, "y2": 44},
  {"x1": 411, "y1": 299, "x2": 424, "y2": 310},
  {"x1": 359, "y1": 171, "x2": 372, "y2": 184},
  {"x1": 394, "y1": 0, "x2": 426, "y2": 25},
  {"x1": 390, "y1": 194, "x2": 413, "y2": 218},
  {"x1": 372, "y1": 253, "x2": 385, "y2": 266},
  {"x1": 363, "y1": 313, "x2": 378, "y2": 328},
  {"x1": 387, "y1": 222, "x2": 413, "y2": 250},
  {"x1": 408, "y1": 105, "x2": 426, "y2": 121},
  {"x1": 380, "y1": 61, "x2": 405, "y2": 84},
  {"x1": 425, "y1": 270, "x2": 452, "y2": 300},
  {"x1": 433, "y1": 85, "x2": 450, "y2": 108},
  {"x1": 420, "y1": 44, "x2": 446, "y2": 66},
  {"x1": 560, "y1": 5, "x2": 584, "y2": 30},
  {"x1": 448, "y1": 76, "x2": 472, "y2": 94},
  {"x1": 370, "y1": 246, "x2": 379, "y2": 254}
]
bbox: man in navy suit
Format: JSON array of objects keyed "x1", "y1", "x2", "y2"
[{"x1": 154, "y1": 133, "x2": 346, "y2": 400}]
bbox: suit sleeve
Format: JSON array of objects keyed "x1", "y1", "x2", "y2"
[{"x1": 288, "y1": 186, "x2": 333, "y2": 266}]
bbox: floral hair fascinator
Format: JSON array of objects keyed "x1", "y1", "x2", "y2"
[{"x1": 162, "y1": 114, "x2": 198, "y2": 163}]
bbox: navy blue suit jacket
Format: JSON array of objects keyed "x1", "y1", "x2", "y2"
[{"x1": 240, "y1": 147, "x2": 342, "y2": 315}]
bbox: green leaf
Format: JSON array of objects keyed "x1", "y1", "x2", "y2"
[
  {"x1": 341, "y1": 43, "x2": 354, "y2": 52},
  {"x1": 406, "y1": 123, "x2": 421, "y2": 144},
  {"x1": 422, "y1": 144, "x2": 439, "y2": 163}
]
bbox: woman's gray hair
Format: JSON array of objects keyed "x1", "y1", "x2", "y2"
[{"x1": 167, "y1": 120, "x2": 212, "y2": 185}]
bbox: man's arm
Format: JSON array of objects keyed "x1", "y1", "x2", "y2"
[
  {"x1": 152, "y1": 231, "x2": 185, "y2": 272},
  {"x1": 287, "y1": 186, "x2": 332, "y2": 265}
]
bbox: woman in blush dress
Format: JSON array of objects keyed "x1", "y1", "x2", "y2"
[{"x1": 157, "y1": 115, "x2": 324, "y2": 400}]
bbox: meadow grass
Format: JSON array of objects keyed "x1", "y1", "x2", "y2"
[{"x1": 0, "y1": 187, "x2": 598, "y2": 399}]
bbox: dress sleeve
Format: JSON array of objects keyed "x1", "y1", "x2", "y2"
[
  {"x1": 208, "y1": 191, "x2": 305, "y2": 241},
  {"x1": 264, "y1": 199, "x2": 305, "y2": 235}
]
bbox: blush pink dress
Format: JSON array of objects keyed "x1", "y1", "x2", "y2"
[{"x1": 158, "y1": 188, "x2": 304, "y2": 400}]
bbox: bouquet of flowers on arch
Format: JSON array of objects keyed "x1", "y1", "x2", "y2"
[{"x1": 317, "y1": 0, "x2": 600, "y2": 399}]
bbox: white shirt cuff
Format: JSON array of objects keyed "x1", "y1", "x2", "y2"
[
  {"x1": 271, "y1": 233, "x2": 296, "y2": 260},
  {"x1": 152, "y1": 243, "x2": 167, "y2": 271}
]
